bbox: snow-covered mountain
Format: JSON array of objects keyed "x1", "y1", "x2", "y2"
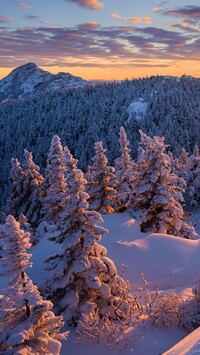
[{"x1": 0, "y1": 63, "x2": 87, "y2": 102}]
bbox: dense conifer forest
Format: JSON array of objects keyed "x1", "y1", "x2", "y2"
[{"x1": 1, "y1": 75, "x2": 200, "y2": 211}]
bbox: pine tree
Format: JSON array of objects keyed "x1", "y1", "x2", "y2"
[
  {"x1": 44, "y1": 151, "x2": 133, "y2": 326},
  {"x1": 0, "y1": 215, "x2": 67, "y2": 354},
  {"x1": 132, "y1": 131, "x2": 197, "y2": 239},
  {"x1": 114, "y1": 126, "x2": 135, "y2": 210},
  {"x1": 41, "y1": 135, "x2": 67, "y2": 223},
  {"x1": 87, "y1": 141, "x2": 118, "y2": 213},
  {"x1": 6, "y1": 150, "x2": 44, "y2": 226}
]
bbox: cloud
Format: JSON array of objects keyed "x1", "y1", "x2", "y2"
[
  {"x1": 65, "y1": 0, "x2": 103, "y2": 10},
  {"x1": 17, "y1": 2, "x2": 32, "y2": 9},
  {"x1": 0, "y1": 16, "x2": 13, "y2": 22},
  {"x1": 170, "y1": 21, "x2": 200, "y2": 33},
  {"x1": 112, "y1": 14, "x2": 152, "y2": 25},
  {"x1": 164, "y1": 6, "x2": 200, "y2": 19},
  {"x1": 158, "y1": 1, "x2": 168, "y2": 6},
  {"x1": 25, "y1": 15, "x2": 40, "y2": 21},
  {"x1": 0, "y1": 22, "x2": 199, "y2": 71},
  {"x1": 130, "y1": 17, "x2": 152, "y2": 24},
  {"x1": 152, "y1": 8, "x2": 163, "y2": 13},
  {"x1": 77, "y1": 21, "x2": 100, "y2": 30},
  {"x1": 112, "y1": 13, "x2": 125, "y2": 21},
  {"x1": 24, "y1": 15, "x2": 55, "y2": 25}
]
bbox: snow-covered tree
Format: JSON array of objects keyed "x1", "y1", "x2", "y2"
[
  {"x1": 181, "y1": 278, "x2": 200, "y2": 331},
  {"x1": 186, "y1": 145, "x2": 200, "y2": 205},
  {"x1": 6, "y1": 157, "x2": 24, "y2": 217},
  {"x1": 114, "y1": 126, "x2": 136, "y2": 210},
  {"x1": 132, "y1": 131, "x2": 197, "y2": 239},
  {"x1": 6, "y1": 150, "x2": 44, "y2": 226},
  {"x1": 41, "y1": 135, "x2": 67, "y2": 223},
  {"x1": 18, "y1": 213, "x2": 35, "y2": 245},
  {"x1": 63, "y1": 145, "x2": 78, "y2": 175},
  {"x1": 0, "y1": 215, "x2": 67, "y2": 354},
  {"x1": 174, "y1": 148, "x2": 190, "y2": 179},
  {"x1": 44, "y1": 151, "x2": 133, "y2": 326},
  {"x1": 193, "y1": 279, "x2": 200, "y2": 302},
  {"x1": 87, "y1": 141, "x2": 118, "y2": 213}
]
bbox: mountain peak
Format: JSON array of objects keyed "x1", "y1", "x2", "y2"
[
  {"x1": 18, "y1": 62, "x2": 37, "y2": 69},
  {"x1": 0, "y1": 63, "x2": 87, "y2": 102}
]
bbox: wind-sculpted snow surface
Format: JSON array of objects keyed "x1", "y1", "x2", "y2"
[
  {"x1": 126, "y1": 98, "x2": 148, "y2": 123},
  {"x1": 0, "y1": 212, "x2": 197, "y2": 354},
  {"x1": 101, "y1": 212, "x2": 200, "y2": 290},
  {"x1": 17, "y1": 212, "x2": 200, "y2": 355},
  {"x1": 163, "y1": 327, "x2": 200, "y2": 355}
]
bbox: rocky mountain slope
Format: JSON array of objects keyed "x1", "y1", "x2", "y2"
[{"x1": 0, "y1": 63, "x2": 87, "y2": 102}]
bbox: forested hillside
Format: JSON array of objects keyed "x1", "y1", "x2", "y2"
[{"x1": 1, "y1": 75, "x2": 200, "y2": 209}]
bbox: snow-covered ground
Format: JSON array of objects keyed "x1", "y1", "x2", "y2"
[
  {"x1": 1, "y1": 211, "x2": 199, "y2": 354},
  {"x1": 163, "y1": 327, "x2": 200, "y2": 355},
  {"x1": 126, "y1": 98, "x2": 148, "y2": 123}
]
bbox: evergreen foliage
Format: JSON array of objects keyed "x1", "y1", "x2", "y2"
[
  {"x1": 41, "y1": 135, "x2": 67, "y2": 223},
  {"x1": 44, "y1": 149, "x2": 133, "y2": 326},
  {"x1": 6, "y1": 150, "x2": 43, "y2": 226},
  {"x1": 87, "y1": 141, "x2": 118, "y2": 214},
  {"x1": 0, "y1": 215, "x2": 67, "y2": 354},
  {"x1": 115, "y1": 127, "x2": 135, "y2": 210},
  {"x1": 186, "y1": 146, "x2": 200, "y2": 205},
  {"x1": 132, "y1": 131, "x2": 197, "y2": 239},
  {"x1": 1, "y1": 75, "x2": 200, "y2": 209}
]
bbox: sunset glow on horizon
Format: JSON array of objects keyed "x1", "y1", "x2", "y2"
[{"x1": 1, "y1": 0, "x2": 200, "y2": 80}]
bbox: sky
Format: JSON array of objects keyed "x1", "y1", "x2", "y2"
[{"x1": 0, "y1": 0, "x2": 200, "y2": 80}]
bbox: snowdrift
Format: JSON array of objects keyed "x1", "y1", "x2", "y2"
[{"x1": 1, "y1": 212, "x2": 199, "y2": 354}]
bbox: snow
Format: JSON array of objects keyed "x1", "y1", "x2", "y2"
[
  {"x1": 100, "y1": 212, "x2": 200, "y2": 290},
  {"x1": 0, "y1": 211, "x2": 199, "y2": 354},
  {"x1": 0, "y1": 62, "x2": 87, "y2": 101},
  {"x1": 163, "y1": 327, "x2": 200, "y2": 355},
  {"x1": 126, "y1": 98, "x2": 148, "y2": 123},
  {"x1": 20, "y1": 69, "x2": 45, "y2": 93}
]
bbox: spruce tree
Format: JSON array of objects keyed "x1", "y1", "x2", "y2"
[
  {"x1": 174, "y1": 148, "x2": 190, "y2": 177},
  {"x1": 132, "y1": 131, "x2": 197, "y2": 239},
  {"x1": 42, "y1": 135, "x2": 67, "y2": 223},
  {"x1": 0, "y1": 215, "x2": 67, "y2": 354},
  {"x1": 187, "y1": 145, "x2": 200, "y2": 205},
  {"x1": 45, "y1": 150, "x2": 133, "y2": 326},
  {"x1": 6, "y1": 158, "x2": 24, "y2": 217},
  {"x1": 18, "y1": 213, "x2": 35, "y2": 245},
  {"x1": 114, "y1": 126, "x2": 135, "y2": 210},
  {"x1": 22, "y1": 149, "x2": 44, "y2": 225},
  {"x1": 87, "y1": 141, "x2": 118, "y2": 213},
  {"x1": 6, "y1": 150, "x2": 44, "y2": 226}
]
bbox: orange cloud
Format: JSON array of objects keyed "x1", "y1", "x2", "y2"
[
  {"x1": 112, "y1": 13, "x2": 126, "y2": 20},
  {"x1": 181, "y1": 20, "x2": 187, "y2": 26},
  {"x1": 143, "y1": 17, "x2": 152, "y2": 24},
  {"x1": 130, "y1": 17, "x2": 152, "y2": 24},
  {"x1": 66, "y1": 0, "x2": 103, "y2": 10},
  {"x1": 112, "y1": 14, "x2": 152, "y2": 25},
  {"x1": 129, "y1": 17, "x2": 142, "y2": 23}
]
